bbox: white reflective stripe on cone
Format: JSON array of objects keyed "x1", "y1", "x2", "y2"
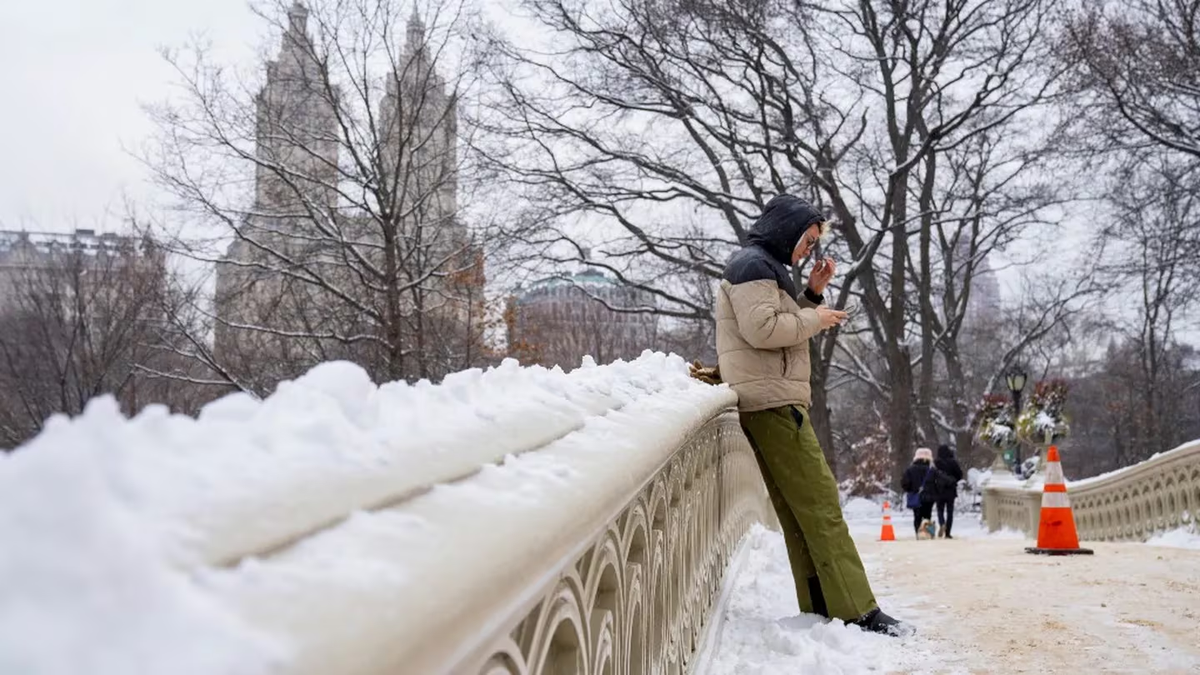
[
  {"x1": 1041, "y1": 492, "x2": 1071, "y2": 508},
  {"x1": 1044, "y1": 461, "x2": 1065, "y2": 486}
]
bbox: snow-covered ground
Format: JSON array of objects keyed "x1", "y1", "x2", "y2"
[
  {"x1": 693, "y1": 524, "x2": 933, "y2": 675},
  {"x1": 693, "y1": 501, "x2": 1012, "y2": 675},
  {"x1": 841, "y1": 496, "x2": 998, "y2": 541},
  {"x1": 697, "y1": 497, "x2": 1200, "y2": 674},
  {"x1": 1146, "y1": 527, "x2": 1200, "y2": 550}
]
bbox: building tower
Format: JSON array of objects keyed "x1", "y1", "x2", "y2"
[
  {"x1": 378, "y1": 9, "x2": 461, "y2": 243},
  {"x1": 213, "y1": 5, "x2": 483, "y2": 388},
  {"x1": 253, "y1": 1, "x2": 339, "y2": 214},
  {"x1": 953, "y1": 236, "x2": 1002, "y2": 330}
]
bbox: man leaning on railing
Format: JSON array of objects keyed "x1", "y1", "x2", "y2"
[{"x1": 702, "y1": 194, "x2": 908, "y2": 636}]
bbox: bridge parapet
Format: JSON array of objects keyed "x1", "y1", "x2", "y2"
[
  {"x1": 439, "y1": 412, "x2": 771, "y2": 675},
  {"x1": 220, "y1": 370, "x2": 774, "y2": 674},
  {"x1": 983, "y1": 440, "x2": 1200, "y2": 541},
  {"x1": 0, "y1": 353, "x2": 774, "y2": 674}
]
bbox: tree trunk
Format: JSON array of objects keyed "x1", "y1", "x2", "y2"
[
  {"x1": 943, "y1": 344, "x2": 979, "y2": 467},
  {"x1": 915, "y1": 151, "x2": 941, "y2": 445},
  {"x1": 889, "y1": 349, "x2": 915, "y2": 489},
  {"x1": 887, "y1": 159, "x2": 914, "y2": 490},
  {"x1": 809, "y1": 338, "x2": 839, "y2": 478},
  {"x1": 382, "y1": 226, "x2": 405, "y2": 383},
  {"x1": 415, "y1": 284, "x2": 428, "y2": 381},
  {"x1": 954, "y1": 429, "x2": 977, "y2": 469}
]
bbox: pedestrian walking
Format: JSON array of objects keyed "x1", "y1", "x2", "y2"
[
  {"x1": 933, "y1": 444, "x2": 964, "y2": 538},
  {"x1": 901, "y1": 448, "x2": 936, "y2": 537}
]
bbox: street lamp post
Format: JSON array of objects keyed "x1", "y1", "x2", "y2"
[{"x1": 1006, "y1": 368, "x2": 1027, "y2": 474}]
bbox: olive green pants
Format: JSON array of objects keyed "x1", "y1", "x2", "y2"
[{"x1": 740, "y1": 405, "x2": 877, "y2": 621}]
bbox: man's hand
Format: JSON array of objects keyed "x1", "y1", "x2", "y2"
[
  {"x1": 816, "y1": 305, "x2": 848, "y2": 331},
  {"x1": 807, "y1": 257, "x2": 836, "y2": 295}
]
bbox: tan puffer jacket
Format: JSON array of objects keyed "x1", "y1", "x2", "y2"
[
  {"x1": 715, "y1": 194, "x2": 828, "y2": 412},
  {"x1": 715, "y1": 278, "x2": 822, "y2": 412}
]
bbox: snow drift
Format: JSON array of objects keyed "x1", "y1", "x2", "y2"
[{"x1": 0, "y1": 352, "x2": 737, "y2": 675}]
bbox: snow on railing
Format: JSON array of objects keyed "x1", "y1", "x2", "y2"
[
  {"x1": 0, "y1": 352, "x2": 775, "y2": 675},
  {"x1": 982, "y1": 439, "x2": 1200, "y2": 542}
]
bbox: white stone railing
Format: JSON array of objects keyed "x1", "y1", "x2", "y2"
[
  {"x1": 982, "y1": 439, "x2": 1200, "y2": 541},
  {"x1": 2, "y1": 354, "x2": 775, "y2": 674},
  {"x1": 220, "y1": 368, "x2": 775, "y2": 674},
  {"x1": 223, "y1": 408, "x2": 774, "y2": 675},
  {"x1": 980, "y1": 482, "x2": 1042, "y2": 536},
  {"x1": 465, "y1": 412, "x2": 771, "y2": 675}
]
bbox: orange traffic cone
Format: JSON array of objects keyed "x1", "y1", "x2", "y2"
[
  {"x1": 1026, "y1": 446, "x2": 1094, "y2": 556},
  {"x1": 879, "y1": 501, "x2": 896, "y2": 541}
]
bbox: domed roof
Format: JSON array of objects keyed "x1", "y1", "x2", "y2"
[{"x1": 526, "y1": 270, "x2": 618, "y2": 293}]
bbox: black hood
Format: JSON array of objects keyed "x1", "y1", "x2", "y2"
[
  {"x1": 937, "y1": 444, "x2": 956, "y2": 460},
  {"x1": 747, "y1": 194, "x2": 825, "y2": 266}
]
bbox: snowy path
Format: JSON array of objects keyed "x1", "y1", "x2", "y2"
[{"x1": 698, "y1": 507, "x2": 1200, "y2": 674}]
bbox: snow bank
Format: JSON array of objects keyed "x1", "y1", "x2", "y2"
[
  {"x1": 5, "y1": 353, "x2": 713, "y2": 567},
  {"x1": 0, "y1": 439, "x2": 289, "y2": 675},
  {"x1": 966, "y1": 467, "x2": 992, "y2": 489},
  {"x1": 1145, "y1": 527, "x2": 1200, "y2": 550},
  {"x1": 694, "y1": 525, "x2": 928, "y2": 675},
  {"x1": 0, "y1": 352, "x2": 736, "y2": 675},
  {"x1": 841, "y1": 497, "x2": 884, "y2": 520},
  {"x1": 216, "y1": 360, "x2": 738, "y2": 673}
]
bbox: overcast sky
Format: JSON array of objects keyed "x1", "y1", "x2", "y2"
[
  {"x1": 0, "y1": 0, "x2": 263, "y2": 233},
  {"x1": 0, "y1": 0, "x2": 1079, "y2": 308}
]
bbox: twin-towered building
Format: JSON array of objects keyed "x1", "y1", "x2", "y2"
[{"x1": 213, "y1": 3, "x2": 479, "y2": 388}]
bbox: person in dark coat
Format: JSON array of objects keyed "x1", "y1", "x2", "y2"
[
  {"x1": 933, "y1": 444, "x2": 964, "y2": 538},
  {"x1": 900, "y1": 448, "x2": 935, "y2": 536}
]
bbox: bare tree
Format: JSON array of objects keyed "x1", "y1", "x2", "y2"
[
  {"x1": 1051, "y1": 1, "x2": 1200, "y2": 471},
  {"x1": 477, "y1": 0, "x2": 1065, "y2": 480},
  {"x1": 141, "y1": 0, "x2": 496, "y2": 395},
  {"x1": 1066, "y1": 0, "x2": 1200, "y2": 159},
  {"x1": 1093, "y1": 155, "x2": 1200, "y2": 461},
  {"x1": 0, "y1": 231, "x2": 195, "y2": 448}
]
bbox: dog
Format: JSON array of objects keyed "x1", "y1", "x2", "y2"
[{"x1": 916, "y1": 519, "x2": 937, "y2": 540}]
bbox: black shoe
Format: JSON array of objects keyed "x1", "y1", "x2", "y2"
[
  {"x1": 945, "y1": 533, "x2": 954, "y2": 539},
  {"x1": 852, "y1": 608, "x2": 910, "y2": 637}
]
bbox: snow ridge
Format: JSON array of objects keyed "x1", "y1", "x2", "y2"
[{"x1": 0, "y1": 352, "x2": 735, "y2": 675}]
